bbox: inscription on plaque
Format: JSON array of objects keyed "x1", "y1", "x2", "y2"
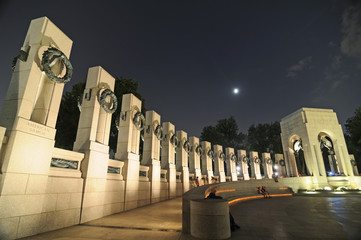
[
  {"x1": 27, "y1": 121, "x2": 51, "y2": 137},
  {"x1": 139, "y1": 171, "x2": 147, "y2": 177},
  {"x1": 108, "y1": 166, "x2": 120, "y2": 174},
  {"x1": 51, "y1": 158, "x2": 78, "y2": 169}
]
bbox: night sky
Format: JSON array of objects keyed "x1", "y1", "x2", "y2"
[{"x1": 0, "y1": 1, "x2": 360, "y2": 137}]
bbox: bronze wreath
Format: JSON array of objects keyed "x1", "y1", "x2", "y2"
[
  {"x1": 154, "y1": 124, "x2": 163, "y2": 140},
  {"x1": 170, "y1": 134, "x2": 179, "y2": 148},
  {"x1": 208, "y1": 150, "x2": 214, "y2": 159},
  {"x1": 195, "y1": 145, "x2": 203, "y2": 156},
  {"x1": 183, "y1": 140, "x2": 190, "y2": 153},
  {"x1": 266, "y1": 158, "x2": 272, "y2": 165},
  {"x1": 230, "y1": 153, "x2": 237, "y2": 162},
  {"x1": 99, "y1": 89, "x2": 118, "y2": 114},
  {"x1": 133, "y1": 111, "x2": 145, "y2": 131},
  {"x1": 219, "y1": 152, "x2": 226, "y2": 161},
  {"x1": 41, "y1": 47, "x2": 73, "y2": 84},
  {"x1": 279, "y1": 159, "x2": 285, "y2": 166},
  {"x1": 350, "y1": 159, "x2": 357, "y2": 166},
  {"x1": 242, "y1": 156, "x2": 249, "y2": 164}
]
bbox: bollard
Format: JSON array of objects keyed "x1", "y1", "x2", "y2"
[{"x1": 190, "y1": 199, "x2": 231, "y2": 239}]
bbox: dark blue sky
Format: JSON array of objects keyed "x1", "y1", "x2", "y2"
[{"x1": 0, "y1": 0, "x2": 360, "y2": 136}]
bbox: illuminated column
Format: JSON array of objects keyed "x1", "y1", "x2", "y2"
[
  {"x1": 214, "y1": 145, "x2": 226, "y2": 182},
  {"x1": 141, "y1": 110, "x2": 162, "y2": 203},
  {"x1": 176, "y1": 130, "x2": 190, "y2": 193},
  {"x1": 161, "y1": 122, "x2": 177, "y2": 198},
  {"x1": 350, "y1": 154, "x2": 359, "y2": 176},
  {"x1": 189, "y1": 137, "x2": 202, "y2": 185},
  {"x1": 73, "y1": 67, "x2": 116, "y2": 222},
  {"x1": 262, "y1": 153, "x2": 273, "y2": 179},
  {"x1": 0, "y1": 17, "x2": 74, "y2": 238},
  {"x1": 275, "y1": 153, "x2": 286, "y2": 177},
  {"x1": 250, "y1": 151, "x2": 262, "y2": 179},
  {"x1": 201, "y1": 141, "x2": 213, "y2": 184},
  {"x1": 237, "y1": 150, "x2": 250, "y2": 180},
  {"x1": 115, "y1": 93, "x2": 142, "y2": 210},
  {"x1": 225, "y1": 148, "x2": 237, "y2": 181}
]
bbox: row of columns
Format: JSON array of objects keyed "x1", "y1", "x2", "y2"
[{"x1": 74, "y1": 66, "x2": 290, "y2": 216}]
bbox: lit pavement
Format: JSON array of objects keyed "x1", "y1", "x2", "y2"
[{"x1": 19, "y1": 196, "x2": 361, "y2": 240}]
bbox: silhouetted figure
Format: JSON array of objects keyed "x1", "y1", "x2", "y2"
[
  {"x1": 194, "y1": 176, "x2": 199, "y2": 187},
  {"x1": 207, "y1": 190, "x2": 240, "y2": 231},
  {"x1": 261, "y1": 186, "x2": 271, "y2": 198}
]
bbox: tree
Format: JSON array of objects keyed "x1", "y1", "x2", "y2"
[
  {"x1": 345, "y1": 106, "x2": 361, "y2": 170},
  {"x1": 246, "y1": 122, "x2": 282, "y2": 155},
  {"x1": 55, "y1": 77, "x2": 145, "y2": 154},
  {"x1": 200, "y1": 116, "x2": 246, "y2": 149},
  {"x1": 55, "y1": 82, "x2": 85, "y2": 150}
]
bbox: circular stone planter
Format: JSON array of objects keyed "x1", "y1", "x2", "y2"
[{"x1": 190, "y1": 199, "x2": 231, "y2": 239}]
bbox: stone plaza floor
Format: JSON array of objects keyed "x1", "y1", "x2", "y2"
[{"x1": 19, "y1": 196, "x2": 361, "y2": 240}]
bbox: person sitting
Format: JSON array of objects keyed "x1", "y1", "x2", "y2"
[
  {"x1": 206, "y1": 189, "x2": 240, "y2": 231},
  {"x1": 261, "y1": 186, "x2": 271, "y2": 198}
]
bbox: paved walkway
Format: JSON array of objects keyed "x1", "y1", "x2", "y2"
[{"x1": 19, "y1": 196, "x2": 361, "y2": 240}]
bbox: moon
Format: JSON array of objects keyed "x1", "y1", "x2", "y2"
[{"x1": 233, "y1": 88, "x2": 239, "y2": 94}]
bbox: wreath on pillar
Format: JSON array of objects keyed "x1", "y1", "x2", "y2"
[
  {"x1": 195, "y1": 145, "x2": 202, "y2": 156},
  {"x1": 183, "y1": 140, "x2": 190, "y2": 153},
  {"x1": 219, "y1": 152, "x2": 226, "y2": 161},
  {"x1": 242, "y1": 155, "x2": 249, "y2": 164},
  {"x1": 77, "y1": 93, "x2": 83, "y2": 112},
  {"x1": 253, "y1": 157, "x2": 260, "y2": 164},
  {"x1": 230, "y1": 153, "x2": 237, "y2": 162},
  {"x1": 350, "y1": 159, "x2": 357, "y2": 166},
  {"x1": 154, "y1": 124, "x2": 163, "y2": 140},
  {"x1": 41, "y1": 47, "x2": 73, "y2": 84},
  {"x1": 170, "y1": 134, "x2": 179, "y2": 148},
  {"x1": 208, "y1": 150, "x2": 214, "y2": 160},
  {"x1": 279, "y1": 159, "x2": 285, "y2": 166},
  {"x1": 133, "y1": 111, "x2": 145, "y2": 131},
  {"x1": 266, "y1": 158, "x2": 272, "y2": 165},
  {"x1": 99, "y1": 89, "x2": 118, "y2": 114}
]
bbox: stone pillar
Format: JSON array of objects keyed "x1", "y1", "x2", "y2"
[
  {"x1": 115, "y1": 93, "x2": 142, "y2": 210},
  {"x1": 141, "y1": 110, "x2": 161, "y2": 203},
  {"x1": 73, "y1": 66, "x2": 116, "y2": 222},
  {"x1": 161, "y1": 122, "x2": 176, "y2": 198},
  {"x1": 0, "y1": 17, "x2": 73, "y2": 238},
  {"x1": 237, "y1": 150, "x2": 250, "y2": 180},
  {"x1": 350, "y1": 154, "x2": 359, "y2": 176},
  {"x1": 250, "y1": 151, "x2": 262, "y2": 179},
  {"x1": 213, "y1": 145, "x2": 226, "y2": 182},
  {"x1": 189, "y1": 137, "x2": 202, "y2": 185},
  {"x1": 201, "y1": 141, "x2": 213, "y2": 184},
  {"x1": 176, "y1": 130, "x2": 190, "y2": 193},
  {"x1": 262, "y1": 153, "x2": 273, "y2": 179},
  {"x1": 275, "y1": 154, "x2": 286, "y2": 177},
  {"x1": 225, "y1": 148, "x2": 237, "y2": 181}
]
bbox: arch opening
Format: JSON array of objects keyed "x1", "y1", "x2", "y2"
[{"x1": 319, "y1": 134, "x2": 340, "y2": 176}]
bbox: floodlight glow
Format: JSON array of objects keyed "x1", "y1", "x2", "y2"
[
  {"x1": 274, "y1": 165, "x2": 278, "y2": 170},
  {"x1": 324, "y1": 186, "x2": 332, "y2": 191},
  {"x1": 236, "y1": 166, "x2": 241, "y2": 171},
  {"x1": 233, "y1": 88, "x2": 239, "y2": 94},
  {"x1": 306, "y1": 191, "x2": 319, "y2": 194}
]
